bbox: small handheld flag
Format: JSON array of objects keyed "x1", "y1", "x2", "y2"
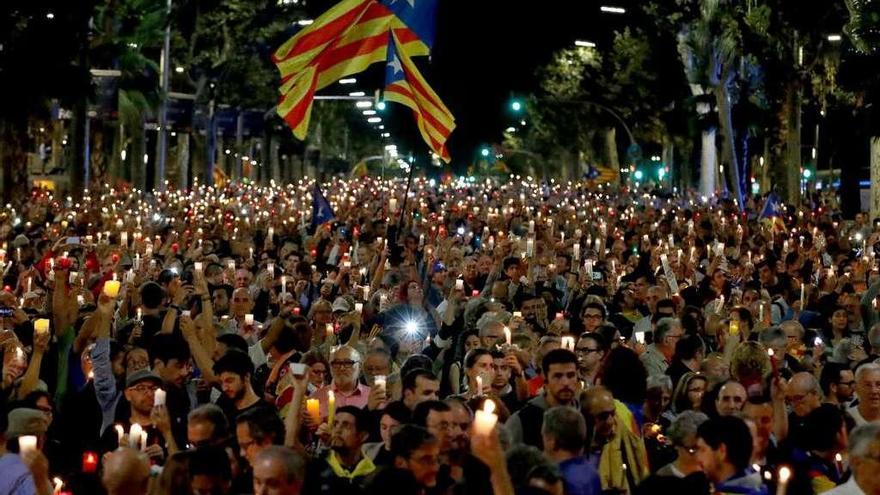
[{"x1": 311, "y1": 185, "x2": 336, "y2": 228}]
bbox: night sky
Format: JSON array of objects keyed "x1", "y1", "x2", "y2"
[{"x1": 309, "y1": 0, "x2": 634, "y2": 168}]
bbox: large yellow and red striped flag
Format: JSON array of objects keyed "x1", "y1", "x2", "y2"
[
  {"x1": 383, "y1": 30, "x2": 455, "y2": 162},
  {"x1": 272, "y1": 0, "x2": 430, "y2": 140}
]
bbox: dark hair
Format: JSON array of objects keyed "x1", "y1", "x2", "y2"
[
  {"x1": 382, "y1": 400, "x2": 413, "y2": 424},
  {"x1": 390, "y1": 425, "x2": 436, "y2": 460},
  {"x1": 212, "y1": 350, "x2": 254, "y2": 378},
  {"x1": 402, "y1": 368, "x2": 438, "y2": 392},
  {"x1": 187, "y1": 404, "x2": 230, "y2": 443},
  {"x1": 540, "y1": 348, "x2": 578, "y2": 376},
  {"x1": 236, "y1": 407, "x2": 285, "y2": 445},
  {"x1": 820, "y1": 362, "x2": 850, "y2": 396},
  {"x1": 502, "y1": 257, "x2": 522, "y2": 271},
  {"x1": 598, "y1": 346, "x2": 647, "y2": 404},
  {"x1": 188, "y1": 446, "x2": 232, "y2": 480},
  {"x1": 464, "y1": 348, "x2": 493, "y2": 370},
  {"x1": 412, "y1": 400, "x2": 451, "y2": 428},
  {"x1": 271, "y1": 325, "x2": 299, "y2": 354},
  {"x1": 140, "y1": 282, "x2": 166, "y2": 310},
  {"x1": 697, "y1": 416, "x2": 753, "y2": 471},
  {"x1": 578, "y1": 332, "x2": 607, "y2": 352},
  {"x1": 216, "y1": 333, "x2": 249, "y2": 354},
  {"x1": 674, "y1": 334, "x2": 706, "y2": 362},
  {"x1": 335, "y1": 405, "x2": 371, "y2": 433},
  {"x1": 400, "y1": 354, "x2": 433, "y2": 378},
  {"x1": 804, "y1": 405, "x2": 846, "y2": 452},
  {"x1": 149, "y1": 333, "x2": 191, "y2": 365}
]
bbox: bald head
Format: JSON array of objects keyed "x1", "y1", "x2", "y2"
[
  {"x1": 581, "y1": 386, "x2": 616, "y2": 443},
  {"x1": 101, "y1": 448, "x2": 150, "y2": 495}
]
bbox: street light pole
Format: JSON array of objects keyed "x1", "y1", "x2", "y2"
[{"x1": 155, "y1": 0, "x2": 172, "y2": 191}]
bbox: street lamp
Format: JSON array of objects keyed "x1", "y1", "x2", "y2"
[
  {"x1": 339, "y1": 78, "x2": 357, "y2": 84},
  {"x1": 575, "y1": 40, "x2": 596, "y2": 48},
  {"x1": 510, "y1": 100, "x2": 523, "y2": 112},
  {"x1": 827, "y1": 34, "x2": 842, "y2": 42},
  {"x1": 480, "y1": 147, "x2": 490, "y2": 157},
  {"x1": 600, "y1": 6, "x2": 626, "y2": 13},
  {"x1": 376, "y1": 101, "x2": 387, "y2": 111}
]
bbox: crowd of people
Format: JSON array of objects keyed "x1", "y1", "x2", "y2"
[{"x1": 1, "y1": 176, "x2": 880, "y2": 495}]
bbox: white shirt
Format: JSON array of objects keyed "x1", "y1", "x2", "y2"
[
  {"x1": 847, "y1": 404, "x2": 870, "y2": 427},
  {"x1": 824, "y1": 476, "x2": 865, "y2": 495}
]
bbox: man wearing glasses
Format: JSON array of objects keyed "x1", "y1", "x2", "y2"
[
  {"x1": 825, "y1": 423, "x2": 880, "y2": 495},
  {"x1": 580, "y1": 302, "x2": 606, "y2": 333},
  {"x1": 575, "y1": 333, "x2": 606, "y2": 387},
  {"x1": 312, "y1": 346, "x2": 371, "y2": 420},
  {"x1": 639, "y1": 317, "x2": 684, "y2": 378}
]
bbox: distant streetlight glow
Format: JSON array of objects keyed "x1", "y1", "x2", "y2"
[
  {"x1": 505, "y1": 127, "x2": 517, "y2": 133},
  {"x1": 376, "y1": 101, "x2": 387, "y2": 111},
  {"x1": 363, "y1": 110, "x2": 377, "y2": 116},
  {"x1": 349, "y1": 91, "x2": 366, "y2": 97},
  {"x1": 481, "y1": 148, "x2": 490, "y2": 157},
  {"x1": 367, "y1": 117, "x2": 382, "y2": 123},
  {"x1": 46, "y1": 12, "x2": 55, "y2": 19},
  {"x1": 297, "y1": 19, "x2": 314, "y2": 26},
  {"x1": 575, "y1": 40, "x2": 596, "y2": 48},
  {"x1": 600, "y1": 6, "x2": 626, "y2": 13},
  {"x1": 355, "y1": 101, "x2": 372, "y2": 108},
  {"x1": 827, "y1": 34, "x2": 842, "y2": 42},
  {"x1": 339, "y1": 78, "x2": 357, "y2": 84},
  {"x1": 175, "y1": 66, "x2": 184, "y2": 73}
]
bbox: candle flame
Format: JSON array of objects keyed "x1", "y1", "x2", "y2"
[
  {"x1": 483, "y1": 399, "x2": 496, "y2": 415},
  {"x1": 778, "y1": 466, "x2": 791, "y2": 483}
]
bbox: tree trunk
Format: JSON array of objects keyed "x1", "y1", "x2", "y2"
[
  {"x1": 781, "y1": 83, "x2": 802, "y2": 204},
  {"x1": 0, "y1": 119, "x2": 30, "y2": 202},
  {"x1": 716, "y1": 83, "x2": 744, "y2": 210},
  {"x1": 662, "y1": 136, "x2": 674, "y2": 189},
  {"x1": 605, "y1": 127, "x2": 620, "y2": 186},
  {"x1": 871, "y1": 137, "x2": 880, "y2": 222},
  {"x1": 700, "y1": 128, "x2": 717, "y2": 197}
]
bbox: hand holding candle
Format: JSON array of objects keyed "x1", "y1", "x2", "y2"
[{"x1": 327, "y1": 390, "x2": 336, "y2": 426}]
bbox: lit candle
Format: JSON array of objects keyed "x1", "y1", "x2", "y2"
[
  {"x1": 455, "y1": 279, "x2": 464, "y2": 291},
  {"x1": 121, "y1": 231, "x2": 128, "y2": 246},
  {"x1": 473, "y1": 400, "x2": 498, "y2": 436},
  {"x1": 355, "y1": 302, "x2": 364, "y2": 313},
  {"x1": 154, "y1": 388, "x2": 166, "y2": 407},
  {"x1": 128, "y1": 423, "x2": 143, "y2": 449},
  {"x1": 307, "y1": 399, "x2": 321, "y2": 425},
  {"x1": 504, "y1": 326, "x2": 511, "y2": 346},
  {"x1": 115, "y1": 424, "x2": 124, "y2": 445},
  {"x1": 573, "y1": 243, "x2": 580, "y2": 261},
  {"x1": 194, "y1": 262, "x2": 203, "y2": 273},
  {"x1": 137, "y1": 308, "x2": 143, "y2": 321},
  {"x1": 26, "y1": 277, "x2": 32, "y2": 293},
  {"x1": 103, "y1": 280, "x2": 121, "y2": 298},
  {"x1": 281, "y1": 275, "x2": 287, "y2": 295},
  {"x1": 267, "y1": 262, "x2": 274, "y2": 277},
  {"x1": 475, "y1": 375, "x2": 483, "y2": 396},
  {"x1": 561, "y1": 336, "x2": 575, "y2": 351},
  {"x1": 513, "y1": 311, "x2": 522, "y2": 319},
  {"x1": 139, "y1": 430, "x2": 148, "y2": 451},
  {"x1": 374, "y1": 375, "x2": 387, "y2": 396},
  {"x1": 244, "y1": 314, "x2": 254, "y2": 326},
  {"x1": 526, "y1": 238, "x2": 534, "y2": 257},
  {"x1": 800, "y1": 283, "x2": 805, "y2": 309},
  {"x1": 18, "y1": 435, "x2": 37, "y2": 454},
  {"x1": 555, "y1": 312, "x2": 564, "y2": 321},
  {"x1": 528, "y1": 220, "x2": 535, "y2": 234},
  {"x1": 389, "y1": 198, "x2": 398, "y2": 213},
  {"x1": 267, "y1": 227, "x2": 274, "y2": 243},
  {"x1": 53, "y1": 477, "x2": 63, "y2": 495},
  {"x1": 776, "y1": 466, "x2": 791, "y2": 495},
  {"x1": 82, "y1": 451, "x2": 98, "y2": 473},
  {"x1": 34, "y1": 319, "x2": 50, "y2": 336},
  {"x1": 327, "y1": 390, "x2": 336, "y2": 426}
]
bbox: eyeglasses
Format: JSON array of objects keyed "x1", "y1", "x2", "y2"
[
  {"x1": 582, "y1": 313, "x2": 603, "y2": 320},
  {"x1": 838, "y1": 381, "x2": 855, "y2": 387},
  {"x1": 576, "y1": 347, "x2": 601, "y2": 354},
  {"x1": 331, "y1": 360, "x2": 358, "y2": 369},
  {"x1": 427, "y1": 421, "x2": 456, "y2": 431},
  {"x1": 128, "y1": 384, "x2": 159, "y2": 393}
]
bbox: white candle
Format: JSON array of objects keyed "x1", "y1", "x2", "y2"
[
  {"x1": 328, "y1": 390, "x2": 336, "y2": 425},
  {"x1": 115, "y1": 424, "x2": 124, "y2": 445},
  {"x1": 128, "y1": 423, "x2": 143, "y2": 449},
  {"x1": 121, "y1": 231, "x2": 128, "y2": 246},
  {"x1": 475, "y1": 375, "x2": 483, "y2": 396},
  {"x1": 526, "y1": 238, "x2": 534, "y2": 257},
  {"x1": 504, "y1": 326, "x2": 511, "y2": 346},
  {"x1": 267, "y1": 262, "x2": 275, "y2": 277},
  {"x1": 573, "y1": 243, "x2": 580, "y2": 261},
  {"x1": 561, "y1": 336, "x2": 575, "y2": 351},
  {"x1": 776, "y1": 466, "x2": 791, "y2": 495},
  {"x1": 455, "y1": 279, "x2": 464, "y2": 291},
  {"x1": 18, "y1": 435, "x2": 37, "y2": 454},
  {"x1": 267, "y1": 227, "x2": 274, "y2": 243},
  {"x1": 473, "y1": 400, "x2": 498, "y2": 436},
  {"x1": 528, "y1": 220, "x2": 535, "y2": 234},
  {"x1": 800, "y1": 283, "x2": 805, "y2": 309},
  {"x1": 194, "y1": 262, "x2": 203, "y2": 272},
  {"x1": 244, "y1": 314, "x2": 254, "y2": 326},
  {"x1": 373, "y1": 375, "x2": 387, "y2": 395},
  {"x1": 281, "y1": 275, "x2": 287, "y2": 295},
  {"x1": 139, "y1": 431, "x2": 148, "y2": 452},
  {"x1": 355, "y1": 302, "x2": 364, "y2": 313},
  {"x1": 154, "y1": 388, "x2": 166, "y2": 407},
  {"x1": 389, "y1": 198, "x2": 398, "y2": 213}
]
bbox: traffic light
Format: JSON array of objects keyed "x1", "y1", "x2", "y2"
[
  {"x1": 802, "y1": 168, "x2": 812, "y2": 179},
  {"x1": 633, "y1": 169, "x2": 644, "y2": 181},
  {"x1": 510, "y1": 99, "x2": 523, "y2": 113},
  {"x1": 480, "y1": 147, "x2": 491, "y2": 157}
]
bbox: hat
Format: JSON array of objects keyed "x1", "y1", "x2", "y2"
[
  {"x1": 12, "y1": 235, "x2": 29, "y2": 248},
  {"x1": 332, "y1": 296, "x2": 352, "y2": 313},
  {"x1": 6, "y1": 408, "x2": 48, "y2": 437},
  {"x1": 125, "y1": 369, "x2": 162, "y2": 388}
]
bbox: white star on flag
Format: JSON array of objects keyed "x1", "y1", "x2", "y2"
[{"x1": 389, "y1": 54, "x2": 404, "y2": 75}]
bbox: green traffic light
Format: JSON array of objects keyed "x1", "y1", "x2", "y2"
[
  {"x1": 510, "y1": 100, "x2": 523, "y2": 112},
  {"x1": 634, "y1": 170, "x2": 644, "y2": 181},
  {"x1": 481, "y1": 148, "x2": 490, "y2": 157},
  {"x1": 376, "y1": 101, "x2": 387, "y2": 111},
  {"x1": 803, "y1": 168, "x2": 812, "y2": 179}
]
